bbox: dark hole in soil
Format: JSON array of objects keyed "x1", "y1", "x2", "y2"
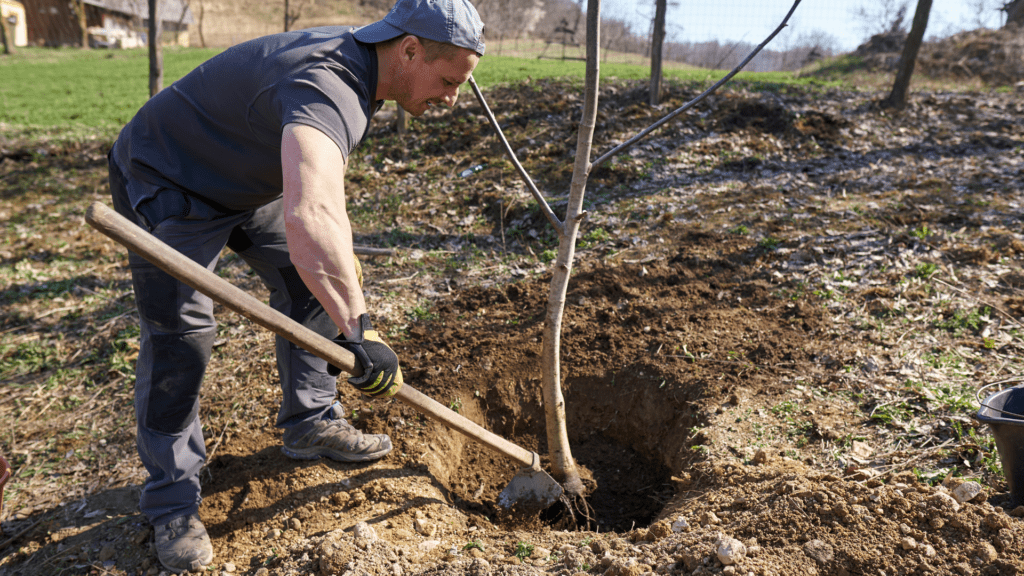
[
  {"x1": 559, "y1": 435, "x2": 673, "y2": 532},
  {"x1": 424, "y1": 370, "x2": 696, "y2": 534}
]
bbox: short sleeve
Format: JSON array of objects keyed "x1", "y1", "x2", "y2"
[{"x1": 274, "y1": 66, "x2": 369, "y2": 160}]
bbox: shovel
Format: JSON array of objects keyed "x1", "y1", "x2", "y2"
[{"x1": 85, "y1": 201, "x2": 562, "y2": 512}]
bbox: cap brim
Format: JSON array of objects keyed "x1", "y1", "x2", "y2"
[{"x1": 353, "y1": 20, "x2": 405, "y2": 44}]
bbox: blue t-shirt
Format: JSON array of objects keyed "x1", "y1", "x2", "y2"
[{"x1": 114, "y1": 26, "x2": 381, "y2": 211}]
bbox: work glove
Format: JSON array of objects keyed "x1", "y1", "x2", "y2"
[{"x1": 327, "y1": 313, "x2": 403, "y2": 398}]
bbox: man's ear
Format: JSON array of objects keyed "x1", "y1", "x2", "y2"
[{"x1": 400, "y1": 35, "x2": 421, "y2": 62}]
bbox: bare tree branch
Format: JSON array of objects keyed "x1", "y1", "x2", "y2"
[
  {"x1": 589, "y1": 0, "x2": 803, "y2": 173},
  {"x1": 468, "y1": 76, "x2": 563, "y2": 234}
]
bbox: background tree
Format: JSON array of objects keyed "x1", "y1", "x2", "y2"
[
  {"x1": 601, "y1": 17, "x2": 630, "y2": 62},
  {"x1": 852, "y1": 0, "x2": 910, "y2": 36},
  {"x1": 966, "y1": 0, "x2": 998, "y2": 27},
  {"x1": 881, "y1": 0, "x2": 932, "y2": 109},
  {"x1": 149, "y1": 0, "x2": 163, "y2": 96},
  {"x1": 648, "y1": 0, "x2": 666, "y2": 105},
  {"x1": 1, "y1": 16, "x2": 11, "y2": 55},
  {"x1": 475, "y1": 0, "x2": 548, "y2": 50},
  {"x1": 70, "y1": 0, "x2": 90, "y2": 48},
  {"x1": 1005, "y1": 0, "x2": 1024, "y2": 26},
  {"x1": 283, "y1": 0, "x2": 307, "y2": 31},
  {"x1": 196, "y1": 0, "x2": 206, "y2": 47}
]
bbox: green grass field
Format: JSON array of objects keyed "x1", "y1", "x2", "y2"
[{"x1": 0, "y1": 45, "x2": 822, "y2": 134}]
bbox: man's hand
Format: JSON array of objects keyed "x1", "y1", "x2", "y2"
[{"x1": 328, "y1": 313, "x2": 403, "y2": 398}]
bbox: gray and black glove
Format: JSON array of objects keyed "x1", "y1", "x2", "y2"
[{"x1": 328, "y1": 313, "x2": 404, "y2": 398}]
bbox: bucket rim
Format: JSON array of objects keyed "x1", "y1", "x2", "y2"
[{"x1": 975, "y1": 376, "x2": 1024, "y2": 420}]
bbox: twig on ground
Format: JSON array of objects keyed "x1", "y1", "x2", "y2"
[
  {"x1": 869, "y1": 438, "x2": 956, "y2": 478},
  {"x1": 33, "y1": 305, "x2": 82, "y2": 320},
  {"x1": 382, "y1": 272, "x2": 420, "y2": 284},
  {"x1": 353, "y1": 245, "x2": 395, "y2": 257},
  {"x1": 0, "y1": 513, "x2": 49, "y2": 550},
  {"x1": 205, "y1": 408, "x2": 238, "y2": 464}
]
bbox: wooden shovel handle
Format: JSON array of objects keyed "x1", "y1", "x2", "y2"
[{"x1": 85, "y1": 202, "x2": 536, "y2": 469}]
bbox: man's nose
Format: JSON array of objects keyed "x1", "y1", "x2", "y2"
[{"x1": 445, "y1": 86, "x2": 460, "y2": 107}]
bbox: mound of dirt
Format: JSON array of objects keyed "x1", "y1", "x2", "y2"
[
  {"x1": 918, "y1": 24, "x2": 1024, "y2": 85},
  {"x1": 850, "y1": 24, "x2": 1024, "y2": 85}
]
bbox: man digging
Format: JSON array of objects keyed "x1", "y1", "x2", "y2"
[{"x1": 106, "y1": 0, "x2": 485, "y2": 571}]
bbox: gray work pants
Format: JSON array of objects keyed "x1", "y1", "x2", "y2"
[{"x1": 108, "y1": 151, "x2": 339, "y2": 526}]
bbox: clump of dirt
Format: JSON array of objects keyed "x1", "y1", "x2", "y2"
[{"x1": 713, "y1": 97, "x2": 794, "y2": 135}]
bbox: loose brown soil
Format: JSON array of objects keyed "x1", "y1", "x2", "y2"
[{"x1": 1, "y1": 76, "x2": 1022, "y2": 576}]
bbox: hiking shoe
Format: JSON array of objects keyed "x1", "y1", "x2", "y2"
[
  {"x1": 154, "y1": 513, "x2": 213, "y2": 573},
  {"x1": 282, "y1": 404, "x2": 392, "y2": 462}
]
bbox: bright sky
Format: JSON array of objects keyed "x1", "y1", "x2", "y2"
[{"x1": 601, "y1": 0, "x2": 1006, "y2": 53}]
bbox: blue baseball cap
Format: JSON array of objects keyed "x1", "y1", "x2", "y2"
[{"x1": 354, "y1": 0, "x2": 485, "y2": 56}]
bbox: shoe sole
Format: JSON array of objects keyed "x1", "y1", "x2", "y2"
[
  {"x1": 281, "y1": 444, "x2": 391, "y2": 463},
  {"x1": 158, "y1": 553, "x2": 213, "y2": 574}
]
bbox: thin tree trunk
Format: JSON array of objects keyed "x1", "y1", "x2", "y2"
[
  {"x1": 882, "y1": 0, "x2": 932, "y2": 110},
  {"x1": 1, "y1": 18, "x2": 12, "y2": 55},
  {"x1": 649, "y1": 0, "x2": 666, "y2": 106},
  {"x1": 284, "y1": 0, "x2": 289, "y2": 31},
  {"x1": 541, "y1": 0, "x2": 600, "y2": 500},
  {"x1": 73, "y1": 0, "x2": 90, "y2": 48},
  {"x1": 396, "y1": 105, "x2": 408, "y2": 134},
  {"x1": 149, "y1": 0, "x2": 163, "y2": 97},
  {"x1": 198, "y1": 0, "x2": 206, "y2": 48},
  {"x1": 1005, "y1": 0, "x2": 1024, "y2": 27}
]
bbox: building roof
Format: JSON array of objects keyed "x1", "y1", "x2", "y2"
[{"x1": 82, "y1": 0, "x2": 195, "y2": 25}]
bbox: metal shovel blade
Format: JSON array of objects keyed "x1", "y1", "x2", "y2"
[{"x1": 497, "y1": 465, "x2": 564, "y2": 511}]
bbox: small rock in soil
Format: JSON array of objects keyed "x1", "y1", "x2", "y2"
[
  {"x1": 353, "y1": 521, "x2": 377, "y2": 541},
  {"x1": 671, "y1": 516, "x2": 689, "y2": 532},
  {"x1": 469, "y1": 558, "x2": 490, "y2": 575},
  {"x1": 953, "y1": 481, "x2": 984, "y2": 503},
  {"x1": 413, "y1": 518, "x2": 435, "y2": 537},
  {"x1": 717, "y1": 536, "x2": 746, "y2": 566},
  {"x1": 701, "y1": 511, "x2": 721, "y2": 525},
  {"x1": 929, "y1": 491, "x2": 961, "y2": 513},
  {"x1": 803, "y1": 539, "x2": 833, "y2": 564},
  {"x1": 974, "y1": 542, "x2": 998, "y2": 562},
  {"x1": 419, "y1": 540, "x2": 440, "y2": 551}
]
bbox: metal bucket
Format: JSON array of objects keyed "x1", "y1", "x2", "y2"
[{"x1": 975, "y1": 379, "x2": 1024, "y2": 506}]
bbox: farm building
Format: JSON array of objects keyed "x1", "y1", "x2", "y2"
[
  {"x1": 1, "y1": 0, "x2": 28, "y2": 47},
  {"x1": 22, "y1": 0, "x2": 193, "y2": 47}
]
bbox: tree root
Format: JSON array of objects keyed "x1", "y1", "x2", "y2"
[{"x1": 542, "y1": 477, "x2": 596, "y2": 531}]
